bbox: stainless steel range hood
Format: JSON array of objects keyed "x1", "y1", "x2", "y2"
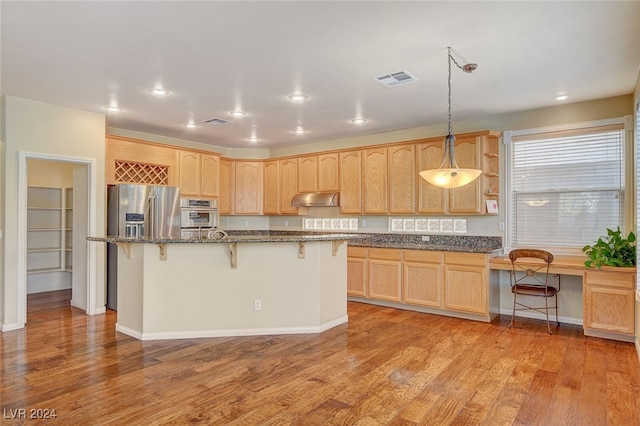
[{"x1": 291, "y1": 192, "x2": 340, "y2": 207}]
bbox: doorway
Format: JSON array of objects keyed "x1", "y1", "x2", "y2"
[{"x1": 17, "y1": 151, "x2": 98, "y2": 326}]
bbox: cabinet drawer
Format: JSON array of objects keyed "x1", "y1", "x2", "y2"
[
  {"x1": 368, "y1": 248, "x2": 402, "y2": 261},
  {"x1": 444, "y1": 252, "x2": 487, "y2": 267},
  {"x1": 404, "y1": 250, "x2": 442, "y2": 263},
  {"x1": 347, "y1": 246, "x2": 367, "y2": 258},
  {"x1": 584, "y1": 269, "x2": 636, "y2": 289}
]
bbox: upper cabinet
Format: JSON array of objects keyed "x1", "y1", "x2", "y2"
[
  {"x1": 280, "y1": 158, "x2": 299, "y2": 215},
  {"x1": 417, "y1": 140, "x2": 447, "y2": 214},
  {"x1": 234, "y1": 161, "x2": 264, "y2": 215},
  {"x1": 362, "y1": 147, "x2": 388, "y2": 214},
  {"x1": 339, "y1": 150, "x2": 362, "y2": 214},
  {"x1": 263, "y1": 160, "x2": 280, "y2": 215},
  {"x1": 106, "y1": 135, "x2": 180, "y2": 186},
  {"x1": 388, "y1": 144, "x2": 416, "y2": 214},
  {"x1": 448, "y1": 136, "x2": 482, "y2": 214},
  {"x1": 179, "y1": 151, "x2": 221, "y2": 198},
  {"x1": 317, "y1": 153, "x2": 339, "y2": 192},
  {"x1": 218, "y1": 159, "x2": 234, "y2": 215},
  {"x1": 297, "y1": 156, "x2": 317, "y2": 193}
]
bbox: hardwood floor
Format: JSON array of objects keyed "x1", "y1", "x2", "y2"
[{"x1": 2, "y1": 290, "x2": 639, "y2": 425}]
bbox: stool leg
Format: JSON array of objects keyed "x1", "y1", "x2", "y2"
[
  {"x1": 509, "y1": 289, "x2": 516, "y2": 329},
  {"x1": 545, "y1": 295, "x2": 552, "y2": 335}
]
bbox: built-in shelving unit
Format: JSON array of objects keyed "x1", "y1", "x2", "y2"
[
  {"x1": 27, "y1": 186, "x2": 73, "y2": 293},
  {"x1": 482, "y1": 139, "x2": 500, "y2": 207}
]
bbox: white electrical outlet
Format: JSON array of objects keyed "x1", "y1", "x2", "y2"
[
  {"x1": 421, "y1": 235, "x2": 430, "y2": 242},
  {"x1": 254, "y1": 299, "x2": 262, "y2": 311},
  {"x1": 499, "y1": 222, "x2": 505, "y2": 231},
  {"x1": 362, "y1": 219, "x2": 367, "y2": 227},
  {"x1": 244, "y1": 220, "x2": 250, "y2": 227},
  {"x1": 284, "y1": 220, "x2": 289, "y2": 227}
]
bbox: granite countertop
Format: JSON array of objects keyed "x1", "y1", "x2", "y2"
[
  {"x1": 87, "y1": 230, "x2": 502, "y2": 254},
  {"x1": 86, "y1": 232, "x2": 365, "y2": 244}
]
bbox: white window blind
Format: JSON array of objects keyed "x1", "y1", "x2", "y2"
[{"x1": 510, "y1": 123, "x2": 625, "y2": 249}]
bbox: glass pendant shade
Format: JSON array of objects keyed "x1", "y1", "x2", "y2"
[{"x1": 419, "y1": 134, "x2": 482, "y2": 188}]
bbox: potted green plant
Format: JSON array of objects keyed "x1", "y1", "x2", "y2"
[{"x1": 582, "y1": 227, "x2": 636, "y2": 268}]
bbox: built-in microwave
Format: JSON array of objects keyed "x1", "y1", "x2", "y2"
[{"x1": 180, "y1": 198, "x2": 218, "y2": 230}]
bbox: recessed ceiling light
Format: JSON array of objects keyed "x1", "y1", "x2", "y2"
[
  {"x1": 294, "y1": 126, "x2": 306, "y2": 135},
  {"x1": 104, "y1": 105, "x2": 121, "y2": 112},
  {"x1": 149, "y1": 87, "x2": 169, "y2": 96},
  {"x1": 552, "y1": 94, "x2": 570, "y2": 101},
  {"x1": 186, "y1": 121, "x2": 196, "y2": 128},
  {"x1": 351, "y1": 117, "x2": 367, "y2": 125},
  {"x1": 248, "y1": 136, "x2": 259, "y2": 143},
  {"x1": 230, "y1": 110, "x2": 247, "y2": 117},
  {"x1": 288, "y1": 93, "x2": 308, "y2": 102}
]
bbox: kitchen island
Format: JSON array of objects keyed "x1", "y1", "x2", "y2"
[{"x1": 88, "y1": 233, "x2": 362, "y2": 340}]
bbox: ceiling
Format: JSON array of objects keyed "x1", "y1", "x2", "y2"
[{"x1": 2, "y1": 1, "x2": 639, "y2": 149}]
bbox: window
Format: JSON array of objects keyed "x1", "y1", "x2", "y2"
[{"x1": 509, "y1": 122, "x2": 625, "y2": 250}]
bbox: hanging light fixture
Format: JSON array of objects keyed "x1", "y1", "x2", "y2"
[{"x1": 419, "y1": 47, "x2": 481, "y2": 188}]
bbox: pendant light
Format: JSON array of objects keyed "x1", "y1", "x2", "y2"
[{"x1": 419, "y1": 47, "x2": 481, "y2": 188}]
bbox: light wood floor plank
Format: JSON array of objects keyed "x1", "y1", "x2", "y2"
[{"x1": 1, "y1": 290, "x2": 639, "y2": 425}]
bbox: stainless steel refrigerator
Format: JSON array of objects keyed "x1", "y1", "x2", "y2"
[{"x1": 106, "y1": 184, "x2": 181, "y2": 310}]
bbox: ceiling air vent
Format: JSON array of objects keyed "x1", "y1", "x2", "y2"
[
  {"x1": 203, "y1": 117, "x2": 233, "y2": 126},
  {"x1": 375, "y1": 71, "x2": 418, "y2": 87}
]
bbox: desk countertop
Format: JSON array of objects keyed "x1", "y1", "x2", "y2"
[{"x1": 489, "y1": 254, "x2": 636, "y2": 276}]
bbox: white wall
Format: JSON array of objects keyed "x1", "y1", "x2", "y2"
[{"x1": 1, "y1": 96, "x2": 106, "y2": 330}]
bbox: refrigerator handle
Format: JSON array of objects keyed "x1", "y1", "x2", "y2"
[{"x1": 149, "y1": 194, "x2": 158, "y2": 238}]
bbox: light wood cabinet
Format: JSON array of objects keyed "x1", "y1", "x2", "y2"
[
  {"x1": 179, "y1": 151, "x2": 221, "y2": 198},
  {"x1": 234, "y1": 161, "x2": 263, "y2": 215},
  {"x1": 388, "y1": 144, "x2": 415, "y2": 214},
  {"x1": 280, "y1": 158, "x2": 299, "y2": 215},
  {"x1": 106, "y1": 135, "x2": 179, "y2": 186},
  {"x1": 263, "y1": 160, "x2": 280, "y2": 214},
  {"x1": 200, "y1": 153, "x2": 220, "y2": 198},
  {"x1": 417, "y1": 140, "x2": 447, "y2": 214},
  {"x1": 367, "y1": 248, "x2": 402, "y2": 302},
  {"x1": 218, "y1": 159, "x2": 234, "y2": 215},
  {"x1": 442, "y1": 252, "x2": 489, "y2": 315},
  {"x1": 318, "y1": 153, "x2": 339, "y2": 192},
  {"x1": 403, "y1": 250, "x2": 442, "y2": 308},
  {"x1": 448, "y1": 136, "x2": 482, "y2": 214},
  {"x1": 362, "y1": 147, "x2": 387, "y2": 214},
  {"x1": 298, "y1": 156, "x2": 318, "y2": 193},
  {"x1": 339, "y1": 150, "x2": 362, "y2": 214},
  {"x1": 584, "y1": 269, "x2": 636, "y2": 337},
  {"x1": 347, "y1": 247, "x2": 367, "y2": 297}
]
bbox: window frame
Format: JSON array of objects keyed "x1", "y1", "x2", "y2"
[{"x1": 505, "y1": 117, "x2": 630, "y2": 254}]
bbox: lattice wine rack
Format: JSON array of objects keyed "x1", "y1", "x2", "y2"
[{"x1": 114, "y1": 161, "x2": 169, "y2": 185}]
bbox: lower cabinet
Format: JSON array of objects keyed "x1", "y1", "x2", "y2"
[
  {"x1": 584, "y1": 269, "x2": 636, "y2": 339},
  {"x1": 443, "y1": 252, "x2": 489, "y2": 315},
  {"x1": 367, "y1": 248, "x2": 402, "y2": 302},
  {"x1": 347, "y1": 246, "x2": 494, "y2": 321},
  {"x1": 347, "y1": 247, "x2": 367, "y2": 297},
  {"x1": 403, "y1": 250, "x2": 442, "y2": 308}
]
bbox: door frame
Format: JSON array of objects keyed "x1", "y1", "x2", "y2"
[{"x1": 17, "y1": 151, "x2": 98, "y2": 326}]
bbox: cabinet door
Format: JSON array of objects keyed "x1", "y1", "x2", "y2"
[
  {"x1": 339, "y1": 150, "x2": 362, "y2": 214},
  {"x1": 179, "y1": 151, "x2": 201, "y2": 196},
  {"x1": 106, "y1": 136, "x2": 179, "y2": 186},
  {"x1": 218, "y1": 159, "x2": 234, "y2": 215},
  {"x1": 200, "y1": 154, "x2": 220, "y2": 198},
  {"x1": 362, "y1": 147, "x2": 388, "y2": 214},
  {"x1": 367, "y1": 248, "x2": 402, "y2": 302},
  {"x1": 318, "y1": 153, "x2": 339, "y2": 192},
  {"x1": 449, "y1": 136, "x2": 482, "y2": 214},
  {"x1": 280, "y1": 159, "x2": 298, "y2": 215},
  {"x1": 347, "y1": 248, "x2": 367, "y2": 297},
  {"x1": 584, "y1": 286, "x2": 635, "y2": 335},
  {"x1": 443, "y1": 264, "x2": 487, "y2": 315},
  {"x1": 263, "y1": 160, "x2": 280, "y2": 214},
  {"x1": 584, "y1": 270, "x2": 636, "y2": 335},
  {"x1": 235, "y1": 161, "x2": 263, "y2": 215},
  {"x1": 388, "y1": 144, "x2": 416, "y2": 214},
  {"x1": 298, "y1": 156, "x2": 318, "y2": 193},
  {"x1": 417, "y1": 140, "x2": 447, "y2": 214},
  {"x1": 403, "y1": 250, "x2": 442, "y2": 308}
]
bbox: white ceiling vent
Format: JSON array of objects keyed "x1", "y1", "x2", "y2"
[
  {"x1": 375, "y1": 71, "x2": 418, "y2": 87},
  {"x1": 203, "y1": 117, "x2": 233, "y2": 126}
]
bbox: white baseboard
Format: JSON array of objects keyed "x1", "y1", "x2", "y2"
[
  {"x1": 498, "y1": 307, "x2": 583, "y2": 326},
  {"x1": 1, "y1": 322, "x2": 23, "y2": 332},
  {"x1": 116, "y1": 315, "x2": 349, "y2": 341}
]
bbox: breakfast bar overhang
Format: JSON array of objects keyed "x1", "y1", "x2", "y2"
[{"x1": 88, "y1": 234, "x2": 360, "y2": 341}]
